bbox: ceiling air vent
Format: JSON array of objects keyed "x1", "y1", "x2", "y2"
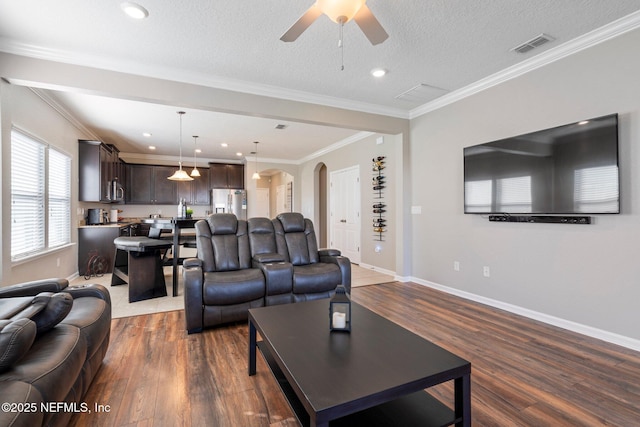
[
  {"x1": 395, "y1": 83, "x2": 448, "y2": 103},
  {"x1": 275, "y1": 124, "x2": 288, "y2": 130},
  {"x1": 511, "y1": 33, "x2": 555, "y2": 54}
]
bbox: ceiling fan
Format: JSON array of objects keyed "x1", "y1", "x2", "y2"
[{"x1": 280, "y1": 0, "x2": 389, "y2": 45}]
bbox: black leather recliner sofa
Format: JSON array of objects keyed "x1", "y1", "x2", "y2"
[
  {"x1": 183, "y1": 213, "x2": 351, "y2": 333},
  {"x1": 0, "y1": 278, "x2": 111, "y2": 427}
]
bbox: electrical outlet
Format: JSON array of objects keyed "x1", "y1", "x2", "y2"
[
  {"x1": 454, "y1": 261, "x2": 460, "y2": 271},
  {"x1": 56, "y1": 257, "x2": 60, "y2": 267},
  {"x1": 483, "y1": 266, "x2": 490, "y2": 277}
]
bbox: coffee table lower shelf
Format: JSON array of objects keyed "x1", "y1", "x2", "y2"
[{"x1": 257, "y1": 341, "x2": 459, "y2": 427}]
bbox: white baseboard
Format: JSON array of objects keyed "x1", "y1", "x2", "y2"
[
  {"x1": 356, "y1": 262, "x2": 397, "y2": 279},
  {"x1": 411, "y1": 277, "x2": 640, "y2": 352}
]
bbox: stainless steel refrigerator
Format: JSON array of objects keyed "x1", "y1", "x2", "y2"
[{"x1": 211, "y1": 189, "x2": 247, "y2": 220}]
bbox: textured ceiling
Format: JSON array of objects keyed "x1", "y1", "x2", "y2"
[{"x1": 1, "y1": 0, "x2": 640, "y2": 161}]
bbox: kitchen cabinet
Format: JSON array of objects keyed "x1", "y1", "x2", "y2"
[
  {"x1": 78, "y1": 225, "x2": 126, "y2": 276},
  {"x1": 79, "y1": 140, "x2": 125, "y2": 202},
  {"x1": 210, "y1": 163, "x2": 244, "y2": 189},
  {"x1": 126, "y1": 164, "x2": 177, "y2": 204},
  {"x1": 177, "y1": 168, "x2": 210, "y2": 205}
]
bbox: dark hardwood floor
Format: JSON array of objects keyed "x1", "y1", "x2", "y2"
[{"x1": 69, "y1": 282, "x2": 640, "y2": 426}]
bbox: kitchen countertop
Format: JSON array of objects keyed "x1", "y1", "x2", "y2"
[
  {"x1": 78, "y1": 218, "x2": 142, "y2": 228},
  {"x1": 78, "y1": 217, "x2": 206, "y2": 228}
]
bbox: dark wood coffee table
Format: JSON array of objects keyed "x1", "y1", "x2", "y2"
[{"x1": 248, "y1": 299, "x2": 471, "y2": 427}]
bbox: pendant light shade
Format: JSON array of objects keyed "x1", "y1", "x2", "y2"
[
  {"x1": 168, "y1": 111, "x2": 194, "y2": 181},
  {"x1": 252, "y1": 141, "x2": 261, "y2": 180},
  {"x1": 190, "y1": 135, "x2": 201, "y2": 177}
]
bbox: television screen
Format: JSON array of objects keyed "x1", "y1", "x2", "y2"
[{"x1": 464, "y1": 114, "x2": 619, "y2": 215}]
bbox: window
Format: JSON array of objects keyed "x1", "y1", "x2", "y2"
[
  {"x1": 496, "y1": 176, "x2": 532, "y2": 213},
  {"x1": 11, "y1": 129, "x2": 71, "y2": 261},
  {"x1": 574, "y1": 165, "x2": 619, "y2": 213},
  {"x1": 464, "y1": 180, "x2": 492, "y2": 213}
]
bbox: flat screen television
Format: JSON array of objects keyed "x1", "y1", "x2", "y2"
[{"x1": 464, "y1": 114, "x2": 619, "y2": 215}]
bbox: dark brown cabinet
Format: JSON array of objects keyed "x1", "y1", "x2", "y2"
[
  {"x1": 210, "y1": 163, "x2": 244, "y2": 189},
  {"x1": 78, "y1": 226, "x2": 121, "y2": 276},
  {"x1": 126, "y1": 164, "x2": 177, "y2": 204},
  {"x1": 177, "y1": 168, "x2": 210, "y2": 205},
  {"x1": 79, "y1": 140, "x2": 125, "y2": 202}
]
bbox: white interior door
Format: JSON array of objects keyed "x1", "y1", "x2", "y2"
[
  {"x1": 255, "y1": 188, "x2": 270, "y2": 218},
  {"x1": 276, "y1": 185, "x2": 286, "y2": 215},
  {"x1": 330, "y1": 166, "x2": 360, "y2": 263}
]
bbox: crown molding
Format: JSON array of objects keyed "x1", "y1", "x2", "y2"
[
  {"x1": 298, "y1": 131, "x2": 375, "y2": 164},
  {"x1": 0, "y1": 38, "x2": 409, "y2": 120},
  {"x1": 409, "y1": 10, "x2": 640, "y2": 119},
  {"x1": 120, "y1": 152, "x2": 245, "y2": 166},
  {"x1": 28, "y1": 87, "x2": 99, "y2": 138}
]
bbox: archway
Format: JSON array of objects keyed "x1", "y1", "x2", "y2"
[{"x1": 314, "y1": 162, "x2": 328, "y2": 248}]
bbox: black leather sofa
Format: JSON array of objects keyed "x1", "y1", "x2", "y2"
[
  {"x1": 0, "y1": 278, "x2": 111, "y2": 427},
  {"x1": 183, "y1": 213, "x2": 351, "y2": 333}
]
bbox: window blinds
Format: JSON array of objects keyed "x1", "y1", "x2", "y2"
[
  {"x1": 11, "y1": 129, "x2": 71, "y2": 260},
  {"x1": 49, "y1": 148, "x2": 71, "y2": 248}
]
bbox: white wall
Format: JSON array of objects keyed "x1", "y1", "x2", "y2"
[
  {"x1": 409, "y1": 27, "x2": 640, "y2": 341},
  {"x1": 299, "y1": 133, "x2": 399, "y2": 273}
]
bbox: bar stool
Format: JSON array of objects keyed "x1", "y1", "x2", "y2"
[{"x1": 111, "y1": 236, "x2": 173, "y2": 302}]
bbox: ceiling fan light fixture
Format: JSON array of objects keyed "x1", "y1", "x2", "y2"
[
  {"x1": 316, "y1": 0, "x2": 366, "y2": 23},
  {"x1": 120, "y1": 2, "x2": 149, "y2": 20}
]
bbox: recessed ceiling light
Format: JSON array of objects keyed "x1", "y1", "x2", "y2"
[
  {"x1": 371, "y1": 68, "x2": 387, "y2": 78},
  {"x1": 121, "y1": 2, "x2": 149, "y2": 20},
  {"x1": 236, "y1": 152, "x2": 242, "y2": 156},
  {"x1": 148, "y1": 145, "x2": 156, "y2": 150},
  {"x1": 578, "y1": 120, "x2": 589, "y2": 125},
  {"x1": 143, "y1": 132, "x2": 152, "y2": 137},
  {"x1": 221, "y1": 143, "x2": 228, "y2": 148},
  {"x1": 195, "y1": 149, "x2": 202, "y2": 154}
]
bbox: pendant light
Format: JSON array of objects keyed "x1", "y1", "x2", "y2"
[
  {"x1": 251, "y1": 141, "x2": 261, "y2": 180},
  {"x1": 190, "y1": 135, "x2": 201, "y2": 177},
  {"x1": 168, "y1": 111, "x2": 194, "y2": 181}
]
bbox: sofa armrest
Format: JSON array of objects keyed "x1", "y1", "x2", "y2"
[
  {"x1": 320, "y1": 255, "x2": 352, "y2": 294},
  {"x1": 183, "y1": 258, "x2": 204, "y2": 334},
  {"x1": 319, "y1": 248, "x2": 341, "y2": 257},
  {"x1": 66, "y1": 284, "x2": 112, "y2": 307},
  {"x1": 0, "y1": 278, "x2": 68, "y2": 299},
  {"x1": 252, "y1": 253, "x2": 286, "y2": 264},
  {"x1": 254, "y1": 261, "x2": 293, "y2": 301}
]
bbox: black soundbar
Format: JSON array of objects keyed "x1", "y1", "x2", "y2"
[{"x1": 488, "y1": 215, "x2": 591, "y2": 225}]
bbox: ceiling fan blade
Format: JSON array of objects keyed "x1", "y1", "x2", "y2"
[
  {"x1": 280, "y1": 4, "x2": 323, "y2": 42},
  {"x1": 353, "y1": 4, "x2": 389, "y2": 45}
]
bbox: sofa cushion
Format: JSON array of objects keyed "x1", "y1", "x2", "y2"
[
  {"x1": 61, "y1": 296, "x2": 110, "y2": 361},
  {"x1": 292, "y1": 263, "x2": 342, "y2": 294},
  {"x1": 0, "y1": 323, "x2": 86, "y2": 404},
  {"x1": 0, "y1": 297, "x2": 33, "y2": 319},
  {"x1": 203, "y1": 269, "x2": 265, "y2": 305},
  {"x1": 0, "y1": 319, "x2": 37, "y2": 373},
  {"x1": 0, "y1": 381, "x2": 44, "y2": 427},
  {"x1": 277, "y1": 212, "x2": 306, "y2": 232},
  {"x1": 208, "y1": 213, "x2": 238, "y2": 235},
  {"x1": 11, "y1": 292, "x2": 73, "y2": 335}
]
